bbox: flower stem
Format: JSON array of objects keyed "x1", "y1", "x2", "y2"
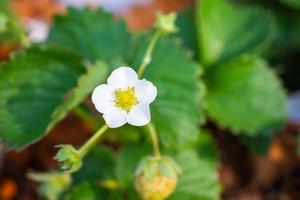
[
  {"x1": 137, "y1": 30, "x2": 162, "y2": 158},
  {"x1": 137, "y1": 30, "x2": 161, "y2": 78},
  {"x1": 147, "y1": 122, "x2": 161, "y2": 158},
  {"x1": 78, "y1": 124, "x2": 109, "y2": 157}
]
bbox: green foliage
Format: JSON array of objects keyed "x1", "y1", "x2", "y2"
[
  {"x1": 196, "y1": 0, "x2": 275, "y2": 66},
  {"x1": 0, "y1": 14, "x2": 8, "y2": 33},
  {"x1": 73, "y1": 146, "x2": 115, "y2": 184},
  {"x1": 172, "y1": 4, "x2": 286, "y2": 140},
  {"x1": 114, "y1": 134, "x2": 220, "y2": 200},
  {"x1": 28, "y1": 171, "x2": 71, "y2": 200},
  {"x1": 280, "y1": 0, "x2": 300, "y2": 9},
  {"x1": 48, "y1": 8, "x2": 131, "y2": 65},
  {"x1": 49, "y1": 8, "x2": 204, "y2": 147},
  {"x1": 0, "y1": 2, "x2": 292, "y2": 199},
  {"x1": 0, "y1": 46, "x2": 87, "y2": 149},
  {"x1": 0, "y1": 0, "x2": 24, "y2": 44},
  {"x1": 71, "y1": 147, "x2": 122, "y2": 200},
  {"x1": 115, "y1": 144, "x2": 150, "y2": 185},
  {"x1": 174, "y1": 8, "x2": 198, "y2": 56},
  {"x1": 65, "y1": 183, "x2": 96, "y2": 200},
  {"x1": 132, "y1": 37, "x2": 204, "y2": 147},
  {"x1": 49, "y1": 61, "x2": 108, "y2": 130},
  {"x1": 205, "y1": 56, "x2": 287, "y2": 134},
  {"x1": 168, "y1": 133, "x2": 220, "y2": 200},
  {"x1": 169, "y1": 150, "x2": 220, "y2": 200},
  {"x1": 241, "y1": 130, "x2": 274, "y2": 155},
  {"x1": 275, "y1": 7, "x2": 300, "y2": 49}
]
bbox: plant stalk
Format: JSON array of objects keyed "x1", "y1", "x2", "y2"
[
  {"x1": 137, "y1": 30, "x2": 161, "y2": 77},
  {"x1": 147, "y1": 122, "x2": 161, "y2": 158},
  {"x1": 137, "y1": 30, "x2": 162, "y2": 158},
  {"x1": 78, "y1": 124, "x2": 109, "y2": 157}
]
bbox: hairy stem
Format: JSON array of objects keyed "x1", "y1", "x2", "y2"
[
  {"x1": 137, "y1": 30, "x2": 162, "y2": 158},
  {"x1": 78, "y1": 124, "x2": 109, "y2": 157},
  {"x1": 147, "y1": 122, "x2": 161, "y2": 157},
  {"x1": 137, "y1": 30, "x2": 161, "y2": 77}
]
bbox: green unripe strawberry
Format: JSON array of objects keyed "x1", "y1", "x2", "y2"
[{"x1": 134, "y1": 156, "x2": 181, "y2": 200}]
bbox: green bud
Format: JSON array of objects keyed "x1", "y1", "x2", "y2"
[
  {"x1": 54, "y1": 145, "x2": 82, "y2": 173},
  {"x1": 28, "y1": 171, "x2": 71, "y2": 200},
  {"x1": 154, "y1": 12, "x2": 178, "y2": 35},
  {"x1": 134, "y1": 156, "x2": 181, "y2": 200}
]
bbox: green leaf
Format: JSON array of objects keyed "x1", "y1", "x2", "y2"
[
  {"x1": 49, "y1": 61, "x2": 108, "y2": 129},
  {"x1": 72, "y1": 147, "x2": 119, "y2": 200},
  {"x1": 169, "y1": 136, "x2": 220, "y2": 200},
  {"x1": 49, "y1": 8, "x2": 204, "y2": 147},
  {"x1": 0, "y1": 14, "x2": 8, "y2": 33},
  {"x1": 196, "y1": 0, "x2": 276, "y2": 66},
  {"x1": 65, "y1": 183, "x2": 96, "y2": 200},
  {"x1": 115, "y1": 138, "x2": 220, "y2": 200},
  {"x1": 0, "y1": 46, "x2": 106, "y2": 149},
  {"x1": 276, "y1": 8, "x2": 300, "y2": 49},
  {"x1": 114, "y1": 143, "x2": 153, "y2": 199},
  {"x1": 242, "y1": 130, "x2": 273, "y2": 155},
  {"x1": 0, "y1": 0, "x2": 14, "y2": 21},
  {"x1": 73, "y1": 146, "x2": 115, "y2": 184},
  {"x1": 132, "y1": 37, "x2": 204, "y2": 147},
  {"x1": 48, "y1": 8, "x2": 131, "y2": 65},
  {"x1": 281, "y1": 0, "x2": 300, "y2": 9},
  {"x1": 0, "y1": 2, "x2": 24, "y2": 44},
  {"x1": 174, "y1": 8, "x2": 198, "y2": 56},
  {"x1": 205, "y1": 56, "x2": 287, "y2": 134},
  {"x1": 115, "y1": 144, "x2": 151, "y2": 184}
]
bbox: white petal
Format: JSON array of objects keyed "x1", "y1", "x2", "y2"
[
  {"x1": 92, "y1": 84, "x2": 114, "y2": 113},
  {"x1": 127, "y1": 103, "x2": 151, "y2": 126},
  {"x1": 135, "y1": 79, "x2": 157, "y2": 103},
  {"x1": 103, "y1": 108, "x2": 127, "y2": 128},
  {"x1": 107, "y1": 66, "x2": 138, "y2": 89}
]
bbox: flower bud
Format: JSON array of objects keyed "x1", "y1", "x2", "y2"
[
  {"x1": 154, "y1": 12, "x2": 178, "y2": 35},
  {"x1": 54, "y1": 145, "x2": 82, "y2": 173},
  {"x1": 134, "y1": 156, "x2": 181, "y2": 200},
  {"x1": 28, "y1": 171, "x2": 71, "y2": 200}
]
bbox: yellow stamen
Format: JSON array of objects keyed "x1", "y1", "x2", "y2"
[{"x1": 114, "y1": 87, "x2": 138, "y2": 112}]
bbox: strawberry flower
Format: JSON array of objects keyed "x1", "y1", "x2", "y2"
[{"x1": 92, "y1": 66, "x2": 157, "y2": 128}]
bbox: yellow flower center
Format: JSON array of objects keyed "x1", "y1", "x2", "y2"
[{"x1": 114, "y1": 87, "x2": 138, "y2": 112}]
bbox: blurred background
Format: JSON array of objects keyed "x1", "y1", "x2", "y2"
[{"x1": 0, "y1": 0, "x2": 300, "y2": 200}]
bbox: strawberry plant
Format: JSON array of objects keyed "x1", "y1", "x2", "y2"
[{"x1": 0, "y1": 0, "x2": 295, "y2": 199}]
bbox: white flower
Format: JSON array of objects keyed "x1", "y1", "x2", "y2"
[{"x1": 92, "y1": 66, "x2": 157, "y2": 128}]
